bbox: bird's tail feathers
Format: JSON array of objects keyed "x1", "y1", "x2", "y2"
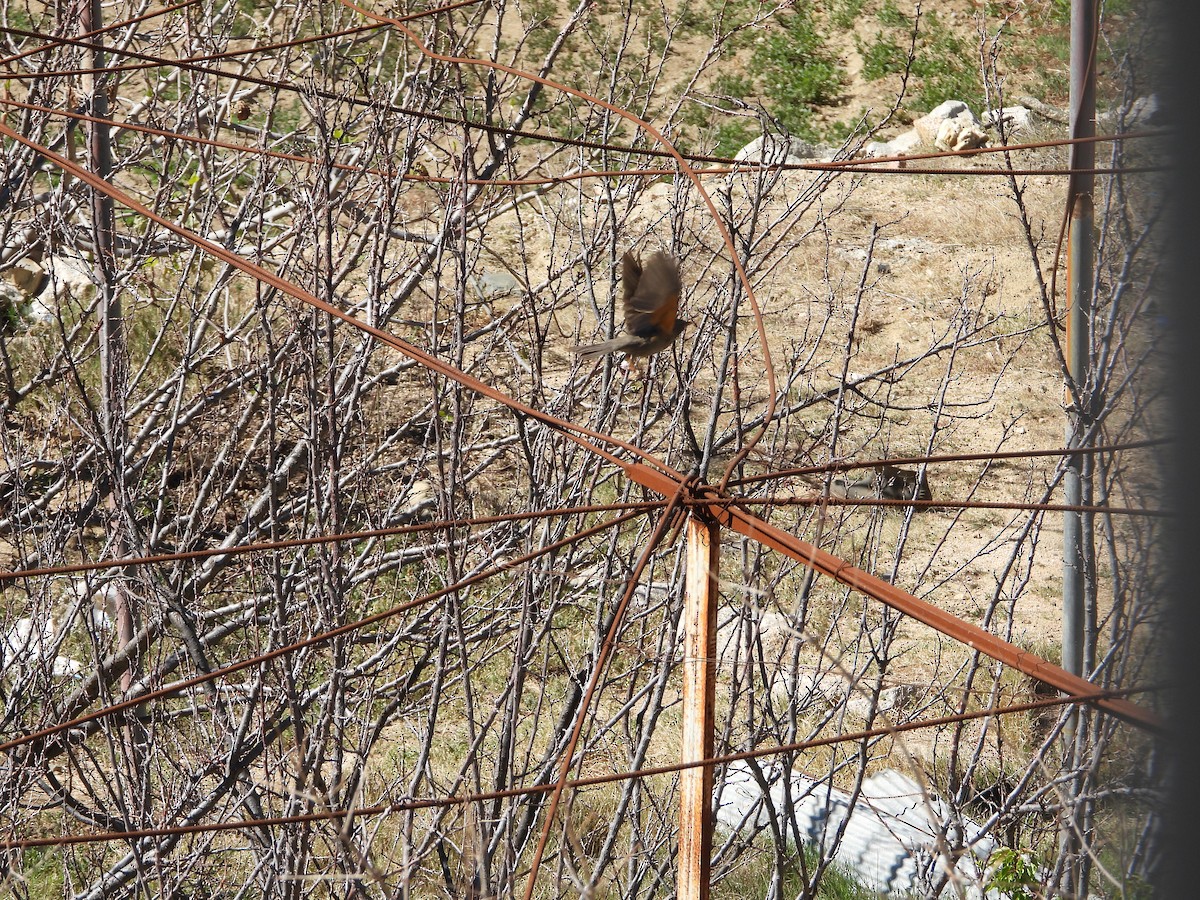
[{"x1": 571, "y1": 340, "x2": 622, "y2": 358}]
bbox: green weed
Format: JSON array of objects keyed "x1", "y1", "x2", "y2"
[
  {"x1": 748, "y1": 8, "x2": 844, "y2": 137},
  {"x1": 859, "y1": 32, "x2": 909, "y2": 82},
  {"x1": 985, "y1": 848, "x2": 1040, "y2": 900},
  {"x1": 713, "y1": 841, "x2": 887, "y2": 899},
  {"x1": 714, "y1": 121, "x2": 755, "y2": 159},
  {"x1": 877, "y1": 0, "x2": 910, "y2": 29},
  {"x1": 18, "y1": 847, "x2": 67, "y2": 898},
  {"x1": 829, "y1": 0, "x2": 867, "y2": 30},
  {"x1": 857, "y1": 6, "x2": 982, "y2": 112}
]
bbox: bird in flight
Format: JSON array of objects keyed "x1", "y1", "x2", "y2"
[{"x1": 572, "y1": 250, "x2": 689, "y2": 371}]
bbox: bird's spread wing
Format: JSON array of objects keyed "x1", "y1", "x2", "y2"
[
  {"x1": 622, "y1": 251, "x2": 681, "y2": 339},
  {"x1": 621, "y1": 250, "x2": 642, "y2": 304}
]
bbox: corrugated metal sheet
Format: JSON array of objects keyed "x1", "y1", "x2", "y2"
[{"x1": 715, "y1": 761, "x2": 998, "y2": 896}]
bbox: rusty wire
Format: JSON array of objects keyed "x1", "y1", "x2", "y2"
[
  {"x1": 0, "y1": 95, "x2": 1161, "y2": 192},
  {"x1": 0, "y1": 0, "x2": 202, "y2": 68},
  {"x1": 0, "y1": 488, "x2": 1161, "y2": 593},
  {"x1": 4, "y1": 0, "x2": 1155, "y2": 724},
  {"x1": 0, "y1": 0, "x2": 471, "y2": 70},
  {"x1": 2, "y1": 684, "x2": 1151, "y2": 851},
  {"x1": 0, "y1": 6, "x2": 1163, "y2": 193},
  {"x1": 730, "y1": 438, "x2": 1169, "y2": 487},
  {"x1": 0, "y1": 21, "x2": 386, "y2": 72},
  {"x1": 0, "y1": 122, "x2": 693, "y2": 488},
  {"x1": 0, "y1": 505, "x2": 651, "y2": 757},
  {"x1": 703, "y1": 495, "x2": 1168, "y2": 517},
  {"x1": 0, "y1": 501, "x2": 663, "y2": 584},
  {"x1": 337, "y1": 0, "x2": 776, "y2": 506},
  {"x1": 526, "y1": 479, "x2": 691, "y2": 900},
  {"x1": 0, "y1": 0, "x2": 1164, "y2": 885},
  {"x1": 611, "y1": 468, "x2": 1160, "y2": 731},
  {"x1": 0, "y1": 20, "x2": 1163, "y2": 178}
]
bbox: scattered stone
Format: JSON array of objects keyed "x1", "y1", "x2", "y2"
[
  {"x1": 877, "y1": 236, "x2": 939, "y2": 255},
  {"x1": 569, "y1": 564, "x2": 673, "y2": 605},
  {"x1": 859, "y1": 140, "x2": 891, "y2": 159},
  {"x1": 934, "y1": 116, "x2": 989, "y2": 152},
  {"x1": 1017, "y1": 95, "x2": 1070, "y2": 124},
  {"x1": 855, "y1": 130, "x2": 922, "y2": 168},
  {"x1": 397, "y1": 479, "x2": 437, "y2": 523},
  {"x1": 879, "y1": 465, "x2": 932, "y2": 502},
  {"x1": 845, "y1": 683, "x2": 918, "y2": 718},
  {"x1": 983, "y1": 105, "x2": 1034, "y2": 134},
  {"x1": 68, "y1": 578, "x2": 120, "y2": 630},
  {"x1": 1, "y1": 256, "x2": 53, "y2": 328},
  {"x1": 472, "y1": 270, "x2": 519, "y2": 300},
  {"x1": 828, "y1": 466, "x2": 932, "y2": 504},
  {"x1": 883, "y1": 128, "x2": 922, "y2": 157},
  {"x1": 831, "y1": 475, "x2": 877, "y2": 500},
  {"x1": 734, "y1": 134, "x2": 821, "y2": 166},
  {"x1": 5, "y1": 253, "x2": 98, "y2": 325},
  {"x1": 913, "y1": 100, "x2": 974, "y2": 146},
  {"x1": 5, "y1": 256, "x2": 49, "y2": 297},
  {"x1": 772, "y1": 670, "x2": 849, "y2": 707},
  {"x1": 2, "y1": 614, "x2": 83, "y2": 678},
  {"x1": 1128, "y1": 93, "x2": 1162, "y2": 126}
]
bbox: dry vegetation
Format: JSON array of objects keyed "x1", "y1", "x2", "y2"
[{"x1": 0, "y1": 0, "x2": 1164, "y2": 898}]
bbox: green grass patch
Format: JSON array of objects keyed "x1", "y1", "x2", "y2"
[
  {"x1": 19, "y1": 847, "x2": 67, "y2": 899},
  {"x1": 852, "y1": 4, "x2": 983, "y2": 112},
  {"x1": 910, "y1": 12, "x2": 979, "y2": 110},
  {"x1": 859, "y1": 32, "x2": 909, "y2": 82},
  {"x1": 714, "y1": 841, "x2": 888, "y2": 899},
  {"x1": 749, "y1": 9, "x2": 844, "y2": 137},
  {"x1": 829, "y1": 0, "x2": 868, "y2": 31},
  {"x1": 876, "y1": 0, "x2": 909, "y2": 29}
]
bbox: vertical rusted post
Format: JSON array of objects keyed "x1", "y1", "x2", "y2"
[{"x1": 678, "y1": 513, "x2": 719, "y2": 900}]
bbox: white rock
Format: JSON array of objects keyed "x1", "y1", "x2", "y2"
[
  {"x1": 398, "y1": 479, "x2": 437, "y2": 522},
  {"x1": 1128, "y1": 93, "x2": 1161, "y2": 126},
  {"x1": 883, "y1": 129, "x2": 922, "y2": 156},
  {"x1": 934, "y1": 117, "x2": 989, "y2": 152},
  {"x1": 472, "y1": 271, "x2": 519, "y2": 299},
  {"x1": 784, "y1": 670, "x2": 852, "y2": 705},
  {"x1": 983, "y1": 105, "x2": 1034, "y2": 133},
  {"x1": 734, "y1": 134, "x2": 819, "y2": 166},
  {"x1": 914, "y1": 100, "x2": 974, "y2": 146},
  {"x1": 6, "y1": 258, "x2": 48, "y2": 296},
  {"x1": 845, "y1": 683, "x2": 918, "y2": 718},
  {"x1": 83, "y1": 580, "x2": 121, "y2": 629},
  {"x1": 858, "y1": 140, "x2": 892, "y2": 158}
]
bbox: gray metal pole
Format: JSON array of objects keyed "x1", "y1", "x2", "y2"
[
  {"x1": 1063, "y1": 0, "x2": 1095, "y2": 690},
  {"x1": 1062, "y1": 1, "x2": 1096, "y2": 896}
]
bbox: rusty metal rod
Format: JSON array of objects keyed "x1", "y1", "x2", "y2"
[{"x1": 623, "y1": 462, "x2": 1159, "y2": 734}]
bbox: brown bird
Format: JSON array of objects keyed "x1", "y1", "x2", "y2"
[{"x1": 571, "y1": 250, "x2": 690, "y2": 364}]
